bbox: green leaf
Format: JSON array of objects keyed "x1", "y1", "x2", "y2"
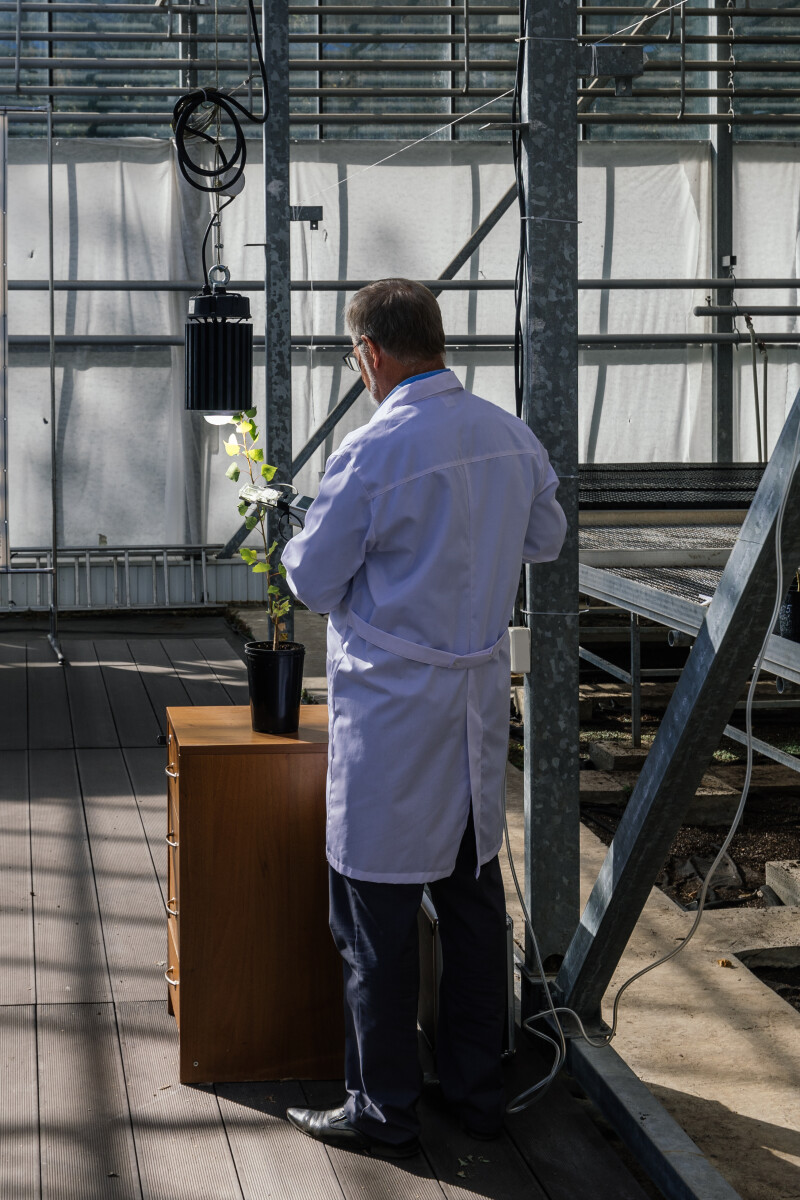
[
  {"x1": 247, "y1": 447, "x2": 264, "y2": 463},
  {"x1": 237, "y1": 501, "x2": 249, "y2": 516},
  {"x1": 252, "y1": 562, "x2": 268, "y2": 574},
  {"x1": 268, "y1": 584, "x2": 280, "y2": 595},
  {"x1": 278, "y1": 563, "x2": 287, "y2": 579},
  {"x1": 239, "y1": 547, "x2": 258, "y2": 565},
  {"x1": 244, "y1": 408, "x2": 257, "y2": 418},
  {"x1": 224, "y1": 435, "x2": 240, "y2": 457},
  {"x1": 225, "y1": 463, "x2": 240, "y2": 482},
  {"x1": 244, "y1": 514, "x2": 259, "y2": 531},
  {"x1": 261, "y1": 463, "x2": 277, "y2": 482},
  {"x1": 268, "y1": 540, "x2": 278, "y2": 557},
  {"x1": 236, "y1": 420, "x2": 254, "y2": 436}
]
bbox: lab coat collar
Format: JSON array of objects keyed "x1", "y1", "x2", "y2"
[{"x1": 372, "y1": 368, "x2": 462, "y2": 421}]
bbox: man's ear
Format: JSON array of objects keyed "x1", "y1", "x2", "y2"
[{"x1": 362, "y1": 335, "x2": 380, "y2": 367}]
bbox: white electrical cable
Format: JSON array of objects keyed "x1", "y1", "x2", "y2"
[{"x1": 505, "y1": 409, "x2": 800, "y2": 1111}]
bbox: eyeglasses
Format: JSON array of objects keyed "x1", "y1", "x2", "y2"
[{"x1": 342, "y1": 338, "x2": 365, "y2": 372}]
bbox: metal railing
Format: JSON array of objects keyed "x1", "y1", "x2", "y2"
[{"x1": 0, "y1": 544, "x2": 266, "y2": 611}]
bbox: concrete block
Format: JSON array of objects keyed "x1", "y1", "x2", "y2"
[
  {"x1": 588, "y1": 740, "x2": 649, "y2": 772},
  {"x1": 765, "y1": 860, "x2": 800, "y2": 907},
  {"x1": 579, "y1": 770, "x2": 627, "y2": 804},
  {"x1": 712, "y1": 763, "x2": 800, "y2": 796},
  {"x1": 609, "y1": 770, "x2": 741, "y2": 826},
  {"x1": 685, "y1": 773, "x2": 742, "y2": 826}
]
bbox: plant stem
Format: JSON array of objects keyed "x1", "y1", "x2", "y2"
[{"x1": 241, "y1": 423, "x2": 282, "y2": 651}]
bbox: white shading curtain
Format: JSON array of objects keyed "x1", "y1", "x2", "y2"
[
  {"x1": 6, "y1": 135, "x2": 799, "y2": 548},
  {"x1": 733, "y1": 144, "x2": 800, "y2": 461},
  {"x1": 577, "y1": 141, "x2": 713, "y2": 463}
]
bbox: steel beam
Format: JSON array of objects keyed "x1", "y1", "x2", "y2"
[
  {"x1": 699, "y1": 305, "x2": 800, "y2": 317},
  {"x1": 557, "y1": 394, "x2": 800, "y2": 1019},
  {"x1": 47, "y1": 103, "x2": 61, "y2": 659},
  {"x1": 0, "y1": 3, "x2": 519, "y2": 10},
  {"x1": 15, "y1": 332, "x2": 800, "y2": 349},
  {"x1": 11, "y1": 278, "x2": 800, "y2": 292},
  {"x1": 565, "y1": 1039, "x2": 743, "y2": 1200},
  {"x1": 711, "y1": 0, "x2": 734, "y2": 463},
  {"x1": 0, "y1": 114, "x2": 7, "y2": 570},
  {"x1": 8, "y1": 280, "x2": 517, "y2": 291},
  {"x1": 261, "y1": 0, "x2": 293, "y2": 640},
  {"x1": 521, "y1": 0, "x2": 580, "y2": 978}
]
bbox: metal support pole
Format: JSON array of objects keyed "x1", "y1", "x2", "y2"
[
  {"x1": 711, "y1": 0, "x2": 734, "y2": 461},
  {"x1": 630, "y1": 612, "x2": 641, "y2": 747},
  {"x1": 0, "y1": 113, "x2": 7, "y2": 572},
  {"x1": 47, "y1": 103, "x2": 62, "y2": 661},
  {"x1": 555, "y1": 394, "x2": 800, "y2": 1020},
  {"x1": 13, "y1": 0, "x2": 21, "y2": 92},
  {"x1": 521, "y1": 0, "x2": 580, "y2": 983},
  {"x1": 263, "y1": 0, "x2": 293, "y2": 640},
  {"x1": 179, "y1": 0, "x2": 199, "y2": 91}
]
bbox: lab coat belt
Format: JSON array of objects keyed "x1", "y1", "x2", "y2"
[
  {"x1": 347, "y1": 609, "x2": 508, "y2": 669},
  {"x1": 346, "y1": 608, "x2": 507, "y2": 876}
]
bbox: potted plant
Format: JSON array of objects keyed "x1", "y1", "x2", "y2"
[{"x1": 222, "y1": 409, "x2": 305, "y2": 734}]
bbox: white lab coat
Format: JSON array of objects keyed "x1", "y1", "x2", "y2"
[{"x1": 282, "y1": 369, "x2": 567, "y2": 883}]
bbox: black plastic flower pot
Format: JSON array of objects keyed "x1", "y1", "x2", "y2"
[
  {"x1": 779, "y1": 584, "x2": 800, "y2": 643},
  {"x1": 244, "y1": 640, "x2": 305, "y2": 735}
]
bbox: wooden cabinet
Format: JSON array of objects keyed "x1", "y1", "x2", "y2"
[{"x1": 165, "y1": 705, "x2": 343, "y2": 1084}]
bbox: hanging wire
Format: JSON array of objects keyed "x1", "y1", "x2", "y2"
[
  {"x1": 745, "y1": 314, "x2": 763, "y2": 462},
  {"x1": 172, "y1": 0, "x2": 270, "y2": 196}
]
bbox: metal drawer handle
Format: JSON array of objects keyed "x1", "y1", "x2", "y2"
[
  {"x1": 166, "y1": 897, "x2": 178, "y2": 917},
  {"x1": 165, "y1": 965, "x2": 179, "y2": 987},
  {"x1": 165, "y1": 766, "x2": 178, "y2": 779},
  {"x1": 166, "y1": 832, "x2": 178, "y2": 848}
]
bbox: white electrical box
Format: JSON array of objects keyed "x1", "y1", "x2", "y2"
[{"x1": 509, "y1": 626, "x2": 531, "y2": 674}]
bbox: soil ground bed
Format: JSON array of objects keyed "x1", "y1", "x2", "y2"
[{"x1": 510, "y1": 664, "x2": 800, "y2": 1016}]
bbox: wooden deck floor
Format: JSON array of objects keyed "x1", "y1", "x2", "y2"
[{"x1": 0, "y1": 627, "x2": 655, "y2": 1200}]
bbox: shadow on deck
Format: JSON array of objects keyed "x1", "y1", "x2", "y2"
[{"x1": 0, "y1": 620, "x2": 658, "y2": 1199}]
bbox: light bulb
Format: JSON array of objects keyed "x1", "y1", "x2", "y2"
[{"x1": 203, "y1": 413, "x2": 235, "y2": 426}]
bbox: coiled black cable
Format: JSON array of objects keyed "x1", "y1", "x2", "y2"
[{"x1": 172, "y1": 0, "x2": 270, "y2": 196}]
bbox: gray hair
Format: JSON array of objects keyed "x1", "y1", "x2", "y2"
[{"x1": 346, "y1": 278, "x2": 446, "y2": 366}]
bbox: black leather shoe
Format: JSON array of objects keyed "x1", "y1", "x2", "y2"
[
  {"x1": 463, "y1": 1123, "x2": 503, "y2": 1141},
  {"x1": 286, "y1": 1106, "x2": 420, "y2": 1159}
]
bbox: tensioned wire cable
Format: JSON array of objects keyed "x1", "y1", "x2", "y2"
[
  {"x1": 298, "y1": 89, "x2": 514, "y2": 206},
  {"x1": 505, "y1": 410, "x2": 800, "y2": 1111}
]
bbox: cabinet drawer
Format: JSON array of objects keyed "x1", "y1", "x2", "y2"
[
  {"x1": 166, "y1": 834, "x2": 179, "y2": 938},
  {"x1": 167, "y1": 772, "x2": 179, "y2": 834},
  {"x1": 166, "y1": 859, "x2": 179, "y2": 951},
  {"x1": 166, "y1": 914, "x2": 180, "y2": 1026}
]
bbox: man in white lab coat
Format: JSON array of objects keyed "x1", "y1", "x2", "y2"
[{"x1": 283, "y1": 279, "x2": 567, "y2": 1158}]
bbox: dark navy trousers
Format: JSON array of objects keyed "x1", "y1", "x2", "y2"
[{"x1": 328, "y1": 810, "x2": 508, "y2": 1145}]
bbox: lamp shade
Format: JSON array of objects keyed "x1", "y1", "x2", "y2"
[{"x1": 185, "y1": 288, "x2": 253, "y2": 413}]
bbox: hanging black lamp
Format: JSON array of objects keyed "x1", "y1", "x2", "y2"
[{"x1": 184, "y1": 277, "x2": 253, "y2": 414}]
